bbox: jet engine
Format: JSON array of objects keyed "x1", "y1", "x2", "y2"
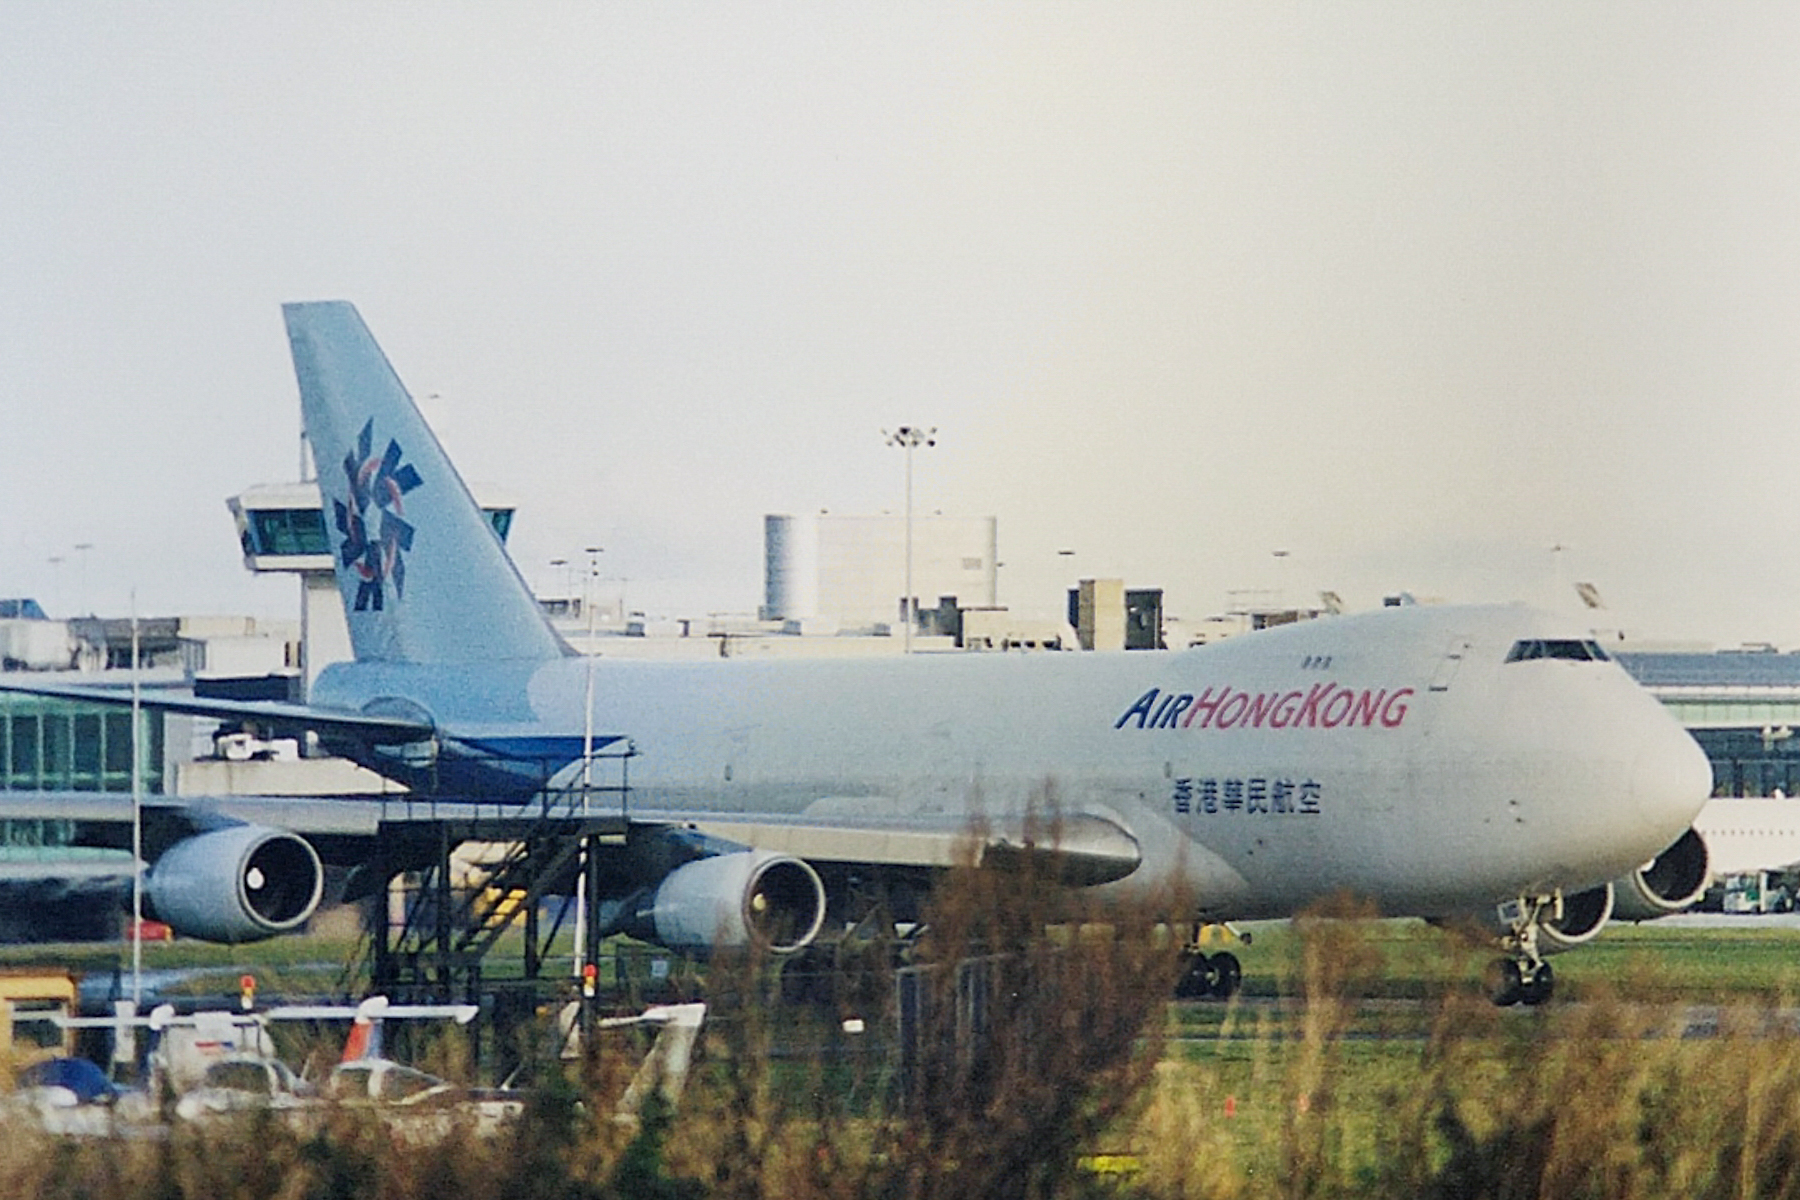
[
  {"x1": 623, "y1": 849, "x2": 826, "y2": 954},
  {"x1": 1537, "y1": 882, "x2": 1614, "y2": 954},
  {"x1": 1608, "y1": 827, "x2": 1711, "y2": 921},
  {"x1": 145, "y1": 825, "x2": 324, "y2": 943}
]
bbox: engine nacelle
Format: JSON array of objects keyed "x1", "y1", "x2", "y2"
[
  {"x1": 145, "y1": 826, "x2": 323, "y2": 943},
  {"x1": 624, "y1": 850, "x2": 826, "y2": 954},
  {"x1": 1538, "y1": 883, "x2": 1614, "y2": 955},
  {"x1": 1609, "y1": 827, "x2": 1711, "y2": 921}
]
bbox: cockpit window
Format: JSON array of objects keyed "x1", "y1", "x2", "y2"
[{"x1": 1505, "y1": 639, "x2": 1611, "y2": 664}]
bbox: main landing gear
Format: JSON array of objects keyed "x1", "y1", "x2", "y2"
[
  {"x1": 1489, "y1": 894, "x2": 1559, "y2": 1007},
  {"x1": 1174, "y1": 925, "x2": 1247, "y2": 1000}
]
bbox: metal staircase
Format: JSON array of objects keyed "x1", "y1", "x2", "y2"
[{"x1": 342, "y1": 742, "x2": 637, "y2": 1008}]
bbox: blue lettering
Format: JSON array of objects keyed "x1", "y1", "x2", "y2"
[
  {"x1": 1115, "y1": 688, "x2": 1160, "y2": 730},
  {"x1": 1155, "y1": 694, "x2": 1194, "y2": 729}
]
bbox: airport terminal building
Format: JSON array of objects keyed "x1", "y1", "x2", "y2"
[{"x1": 1616, "y1": 650, "x2": 1800, "y2": 799}]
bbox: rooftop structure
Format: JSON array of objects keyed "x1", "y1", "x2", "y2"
[{"x1": 762, "y1": 512, "x2": 997, "y2": 633}]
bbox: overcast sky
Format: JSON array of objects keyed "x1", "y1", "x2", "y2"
[{"x1": 4, "y1": 5, "x2": 1798, "y2": 647}]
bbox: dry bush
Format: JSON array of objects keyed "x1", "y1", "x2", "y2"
[
  {"x1": 667, "y1": 810, "x2": 1187, "y2": 1200},
  {"x1": 1129, "y1": 905, "x2": 1800, "y2": 1200},
  {"x1": 1133, "y1": 1058, "x2": 1258, "y2": 1200},
  {"x1": 1277, "y1": 894, "x2": 1389, "y2": 1200},
  {"x1": 892, "y1": 885, "x2": 1183, "y2": 1198},
  {"x1": 1360, "y1": 992, "x2": 1800, "y2": 1200}
]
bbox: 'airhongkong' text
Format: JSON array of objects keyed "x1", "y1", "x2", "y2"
[{"x1": 1115, "y1": 684, "x2": 1415, "y2": 732}]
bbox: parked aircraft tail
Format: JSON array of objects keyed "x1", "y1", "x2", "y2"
[
  {"x1": 330, "y1": 995, "x2": 479, "y2": 1063},
  {"x1": 283, "y1": 301, "x2": 568, "y2": 666}
]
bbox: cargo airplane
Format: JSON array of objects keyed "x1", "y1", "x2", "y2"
[{"x1": 0, "y1": 302, "x2": 1714, "y2": 1006}]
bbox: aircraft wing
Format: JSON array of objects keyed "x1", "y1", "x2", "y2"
[
  {"x1": 649, "y1": 808, "x2": 1144, "y2": 886},
  {"x1": 0, "y1": 677, "x2": 433, "y2": 744},
  {"x1": 0, "y1": 791, "x2": 1140, "y2": 884}
]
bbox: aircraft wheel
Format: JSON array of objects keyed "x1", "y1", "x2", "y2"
[
  {"x1": 1175, "y1": 950, "x2": 1215, "y2": 999},
  {"x1": 1487, "y1": 958, "x2": 1525, "y2": 1007},
  {"x1": 1210, "y1": 952, "x2": 1243, "y2": 999},
  {"x1": 1174, "y1": 951, "x2": 1243, "y2": 1000},
  {"x1": 1520, "y1": 961, "x2": 1554, "y2": 1007}
]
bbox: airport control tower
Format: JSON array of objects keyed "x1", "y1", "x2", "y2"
[{"x1": 228, "y1": 481, "x2": 518, "y2": 697}]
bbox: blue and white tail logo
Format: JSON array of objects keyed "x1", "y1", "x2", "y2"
[
  {"x1": 285, "y1": 300, "x2": 567, "y2": 665},
  {"x1": 335, "y1": 420, "x2": 423, "y2": 611}
]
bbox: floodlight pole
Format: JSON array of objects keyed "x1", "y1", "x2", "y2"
[
  {"x1": 574, "y1": 546, "x2": 602, "y2": 983},
  {"x1": 884, "y1": 426, "x2": 936, "y2": 655}
]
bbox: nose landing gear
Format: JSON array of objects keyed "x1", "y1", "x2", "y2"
[
  {"x1": 1487, "y1": 955, "x2": 1555, "y2": 1007},
  {"x1": 1490, "y1": 894, "x2": 1561, "y2": 1007}
]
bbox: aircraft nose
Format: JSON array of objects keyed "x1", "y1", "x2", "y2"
[{"x1": 1633, "y1": 721, "x2": 1712, "y2": 828}]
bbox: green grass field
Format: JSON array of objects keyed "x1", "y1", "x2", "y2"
[{"x1": 13, "y1": 910, "x2": 1800, "y2": 1002}]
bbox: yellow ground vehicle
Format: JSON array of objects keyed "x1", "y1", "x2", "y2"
[{"x1": 0, "y1": 969, "x2": 80, "y2": 1068}]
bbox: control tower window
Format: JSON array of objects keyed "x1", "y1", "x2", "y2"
[
  {"x1": 1505, "y1": 639, "x2": 1611, "y2": 664},
  {"x1": 249, "y1": 508, "x2": 329, "y2": 556}
]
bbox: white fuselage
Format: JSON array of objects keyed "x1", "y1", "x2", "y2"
[{"x1": 314, "y1": 602, "x2": 1710, "y2": 921}]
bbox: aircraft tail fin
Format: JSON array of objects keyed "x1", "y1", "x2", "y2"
[
  {"x1": 282, "y1": 302, "x2": 568, "y2": 665},
  {"x1": 340, "y1": 1015, "x2": 380, "y2": 1064}
]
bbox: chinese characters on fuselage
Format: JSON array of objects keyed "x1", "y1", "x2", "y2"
[{"x1": 1172, "y1": 776, "x2": 1323, "y2": 817}]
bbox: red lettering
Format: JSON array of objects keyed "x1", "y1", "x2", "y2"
[
  {"x1": 1184, "y1": 686, "x2": 1226, "y2": 729},
  {"x1": 1350, "y1": 689, "x2": 1386, "y2": 728},
  {"x1": 1381, "y1": 687, "x2": 1415, "y2": 728},
  {"x1": 1245, "y1": 691, "x2": 1280, "y2": 728},
  {"x1": 1270, "y1": 691, "x2": 1303, "y2": 728},
  {"x1": 1216, "y1": 690, "x2": 1249, "y2": 729},
  {"x1": 1295, "y1": 683, "x2": 1333, "y2": 727},
  {"x1": 1321, "y1": 688, "x2": 1354, "y2": 728}
]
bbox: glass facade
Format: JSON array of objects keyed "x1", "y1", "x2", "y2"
[
  {"x1": 0, "y1": 692, "x2": 161, "y2": 794},
  {"x1": 1616, "y1": 653, "x2": 1800, "y2": 800},
  {"x1": 1688, "y1": 727, "x2": 1800, "y2": 799}
]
